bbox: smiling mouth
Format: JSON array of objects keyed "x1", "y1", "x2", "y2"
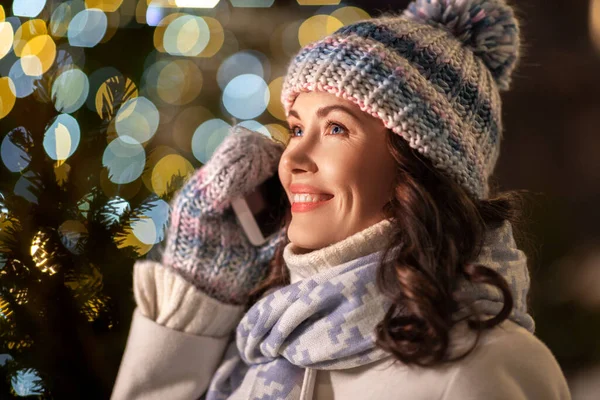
[{"x1": 291, "y1": 196, "x2": 333, "y2": 213}]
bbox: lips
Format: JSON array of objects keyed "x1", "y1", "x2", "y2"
[{"x1": 289, "y1": 183, "x2": 333, "y2": 197}]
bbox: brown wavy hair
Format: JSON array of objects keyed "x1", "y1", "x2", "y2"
[{"x1": 247, "y1": 129, "x2": 532, "y2": 367}]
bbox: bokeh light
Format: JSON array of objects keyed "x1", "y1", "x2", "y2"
[
  {"x1": 230, "y1": 0, "x2": 274, "y2": 7},
  {"x1": 151, "y1": 154, "x2": 194, "y2": 196},
  {"x1": 265, "y1": 123, "x2": 291, "y2": 145},
  {"x1": 85, "y1": 0, "x2": 124, "y2": 13},
  {"x1": 9, "y1": 59, "x2": 41, "y2": 98},
  {"x1": 298, "y1": 15, "x2": 343, "y2": 47},
  {"x1": 116, "y1": 197, "x2": 169, "y2": 255},
  {"x1": 154, "y1": 59, "x2": 203, "y2": 105},
  {"x1": 152, "y1": 13, "x2": 184, "y2": 52},
  {"x1": 0, "y1": 20, "x2": 14, "y2": 59},
  {"x1": 51, "y1": 69, "x2": 90, "y2": 113},
  {"x1": 331, "y1": 6, "x2": 370, "y2": 25},
  {"x1": 95, "y1": 75, "x2": 138, "y2": 119},
  {"x1": 1, "y1": 127, "x2": 32, "y2": 173},
  {"x1": 216, "y1": 50, "x2": 270, "y2": 90},
  {"x1": 115, "y1": 97, "x2": 159, "y2": 143},
  {"x1": 0, "y1": 77, "x2": 17, "y2": 119},
  {"x1": 68, "y1": 9, "x2": 108, "y2": 48},
  {"x1": 197, "y1": 16, "x2": 224, "y2": 57},
  {"x1": 13, "y1": 19, "x2": 47, "y2": 57},
  {"x1": 172, "y1": 105, "x2": 213, "y2": 152},
  {"x1": 12, "y1": 0, "x2": 46, "y2": 19},
  {"x1": 43, "y1": 114, "x2": 81, "y2": 161},
  {"x1": 163, "y1": 15, "x2": 210, "y2": 57},
  {"x1": 237, "y1": 120, "x2": 271, "y2": 137},
  {"x1": 86, "y1": 66, "x2": 124, "y2": 112},
  {"x1": 50, "y1": 1, "x2": 85, "y2": 38},
  {"x1": 267, "y1": 76, "x2": 285, "y2": 121},
  {"x1": 192, "y1": 118, "x2": 231, "y2": 164},
  {"x1": 21, "y1": 34, "x2": 56, "y2": 76},
  {"x1": 222, "y1": 74, "x2": 269, "y2": 120},
  {"x1": 102, "y1": 136, "x2": 146, "y2": 184}
]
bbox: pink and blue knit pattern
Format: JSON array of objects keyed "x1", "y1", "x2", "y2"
[
  {"x1": 161, "y1": 126, "x2": 287, "y2": 305},
  {"x1": 281, "y1": 0, "x2": 521, "y2": 200}
]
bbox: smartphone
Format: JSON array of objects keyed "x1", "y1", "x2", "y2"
[{"x1": 231, "y1": 173, "x2": 290, "y2": 246}]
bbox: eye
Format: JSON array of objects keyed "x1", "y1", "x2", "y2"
[
  {"x1": 327, "y1": 122, "x2": 346, "y2": 136},
  {"x1": 288, "y1": 125, "x2": 302, "y2": 137}
]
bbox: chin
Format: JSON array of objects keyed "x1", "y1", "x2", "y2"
[{"x1": 288, "y1": 227, "x2": 332, "y2": 253}]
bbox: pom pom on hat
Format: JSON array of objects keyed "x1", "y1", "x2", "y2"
[{"x1": 402, "y1": 0, "x2": 520, "y2": 91}]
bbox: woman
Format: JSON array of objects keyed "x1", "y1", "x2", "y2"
[{"x1": 111, "y1": 0, "x2": 571, "y2": 399}]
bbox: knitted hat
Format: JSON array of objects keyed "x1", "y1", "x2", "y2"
[{"x1": 281, "y1": 0, "x2": 521, "y2": 200}]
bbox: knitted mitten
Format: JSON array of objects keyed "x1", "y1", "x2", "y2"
[{"x1": 161, "y1": 126, "x2": 288, "y2": 305}]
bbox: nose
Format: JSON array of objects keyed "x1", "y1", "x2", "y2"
[{"x1": 279, "y1": 135, "x2": 318, "y2": 175}]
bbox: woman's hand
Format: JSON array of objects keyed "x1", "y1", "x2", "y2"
[{"x1": 161, "y1": 126, "x2": 288, "y2": 305}]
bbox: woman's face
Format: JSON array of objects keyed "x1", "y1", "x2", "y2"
[{"x1": 278, "y1": 91, "x2": 397, "y2": 253}]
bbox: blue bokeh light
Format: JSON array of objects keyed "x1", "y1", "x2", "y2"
[
  {"x1": 222, "y1": 74, "x2": 269, "y2": 120},
  {"x1": 43, "y1": 114, "x2": 81, "y2": 161},
  {"x1": 68, "y1": 9, "x2": 108, "y2": 48},
  {"x1": 51, "y1": 68, "x2": 89, "y2": 113},
  {"x1": 191, "y1": 119, "x2": 231, "y2": 164},
  {"x1": 102, "y1": 137, "x2": 146, "y2": 184}
]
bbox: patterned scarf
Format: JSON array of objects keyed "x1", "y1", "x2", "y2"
[{"x1": 204, "y1": 220, "x2": 534, "y2": 400}]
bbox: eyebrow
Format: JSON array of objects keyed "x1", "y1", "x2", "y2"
[{"x1": 287, "y1": 104, "x2": 362, "y2": 122}]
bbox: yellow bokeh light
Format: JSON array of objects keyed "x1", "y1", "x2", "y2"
[
  {"x1": 141, "y1": 145, "x2": 176, "y2": 192},
  {"x1": 135, "y1": 0, "x2": 147, "y2": 24},
  {"x1": 163, "y1": 14, "x2": 210, "y2": 57},
  {"x1": 197, "y1": 16, "x2": 224, "y2": 57},
  {"x1": 85, "y1": 0, "x2": 124, "y2": 12},
  {"x1": 298, "y1": 15, "x2": 343, "y2": 47},
  {"x1": 267, "y1": 77, "x2": 286, "y2": 121},
  {"x1": 265, "y1": 123, "x2": 290, "y2": 146},
  {"x1": 297, "y1": 0, "x2": 341, "y2": 5},
  {"x1": 95, "y1": 76, "x2": 139, "y2": 120},
  {"x1": 115, "y1": 224, "x2": 153, "y2": 255},
  {"x1": 0, "y1": 5, "x2": 5, "y2": 22},
  {"x1": 0, "y1": 21, "x2": 14, "y2": 59},
  {"x1": 21, "y1": 34, "x2": 56, "y2": 76},
  {"x1": 13, "y1": 19, "x2": 47, "y2": 57},
  {"x1": 156, "y1": 59, "x2": 203, "y2": 105},
  {"x1": 151, "y1": 154, "x2": 194, "y2": 196},
  {"x1": 153, "y1": 12, "x2": 185, "y2": 52},
  {"x1": 331, "y1": 6, "x2": 370, "y2": 26},
  {"x1": 0, "y1": 77, "x2": 16, "y2": 119}
]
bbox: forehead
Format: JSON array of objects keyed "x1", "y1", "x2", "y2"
[{"x1": 288, "y1": 92, "x2": 363, "y2": 118}]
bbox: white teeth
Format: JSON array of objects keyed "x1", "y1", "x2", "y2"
[{"x1": 293, "y1": 194, "x2": 331, "y2": 203}]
